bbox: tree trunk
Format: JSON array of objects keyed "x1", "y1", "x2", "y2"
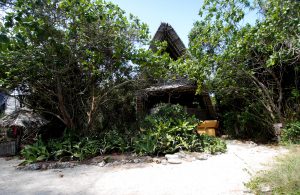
[{"x1": 56, "y1": 78, "x2": 75, "y2": 129}]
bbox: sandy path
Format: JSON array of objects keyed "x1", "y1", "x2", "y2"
[{"x1": 0, "y1": 140, "x2": 287, "y2": 195}]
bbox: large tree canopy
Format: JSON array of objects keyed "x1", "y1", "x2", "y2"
[
  {"x1": 0, "y1": 0, "x2": 150, "y2": 133},
  {"x1": 188, "y1": 0, "x2": 300, "y2": 138}
]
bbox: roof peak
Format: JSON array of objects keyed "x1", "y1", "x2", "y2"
[{"x1": 150, "y1": 22, "x2": 186, "y2": 60}]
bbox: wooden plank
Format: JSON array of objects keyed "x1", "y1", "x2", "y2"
[{"x1": 0, "y1": 141, "x2": 16, "y2": 156}]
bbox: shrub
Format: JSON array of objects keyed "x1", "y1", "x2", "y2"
[
  {"x1": 134, "y1": 104, "x2": 227, "y2": 155},
  {"x1": 20, "y1": 104, "x2": 227, "y2": 163},
  {"x1": 100, "y1": 130, "x2": 131, "y2": 154},
  {"x1": 21, "y1": 134, "x2": 102, "y2": 163},
  {"x1": 47, "y1": 136, "x2": 101, "y2": 161},
  {"x1": 21, "y1": 129, "x2": 132, "y2": 164},
  {"x1": 222, "y1": 105, "x2": 274, "y2": 141},
  {"x1": 21, "y1": 137, "x2": 50, "y2": 164},
  {"x1": 201, "y1": 134, "x2": 227, "y2": 154},
  {"x1": 281, "y1": 121, "x2": 300, "y2": 144}
]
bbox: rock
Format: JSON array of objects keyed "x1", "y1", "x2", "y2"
[
  {"x1": 185, "y1": 157, "x2": 196, "y2": 162},
  {"x1": 127, "y1": 159, "x2": 134, "y2": 163},
  {"x1": 26, "y1": 163, "x2": 41, "y2": 170},
  {"x1": 41, "y1": 163, "x2": 48, "y2": 170},
  {"x1": 98, "y1": 161, "x2": 106, "y2": 167},
  {"x1": 131, "y1": 153, "x2": 137, "y2": 157},
  {"x1": 144, "y1": 156, "x2": 153, "y2": 163},
  {"x1": 167, "y1": 158, "x2": 182, "y2": 164},
  {"x1": 133, "y1": 159, "x2": 140, "y2": 163},
  {"x1": 152, "y1": 158, "x2": 161, "y2": 164},
  {"x1": 196, "y1": 154, "x2": 208, "y2": 160},
  {"x1": 174, "y1": 151, "x2": 187, "y2": 159},
  {"x1": 112, "y1": 161, "x2": 121, "y2": 166},
  {"x1": 18, "y1": 162, "x2": 77, "y2": 171},
  {"x1": 245, "y1": 141, "x2": 257, "y2": 147},
  {"x1": 161, "y1": 159, "x2": 168, "y2": 165},
  {"x1": 165, "y1": 154, "x2": 179, "y2": 160}
]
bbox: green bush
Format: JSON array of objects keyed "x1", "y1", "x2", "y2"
[
  {"x1": 20, "y1": 104, "x2": 227, "y2": 163},
  {"x1": 21, "y1": 129, "x2": 132, "y2": 164},
  {"x1": 47, "y1": 136, "x2": 101, "y2": 161},
  {"x1": 21, "y1": 137, "x2": 50, "y2": 164},
  {"x1": 21, "y1": 134, "x2": 101, "y2": 163},
  {"x1": 222, "y1": 106, "x2": 274, "y2": 141},
  {"x1": 100, "y1": 130, "x2": 131, "y2": 154},
  {"x1": 134, "y1": 104, "x2": 227, "y2": 155},
  {"x1": 281, "y1": 121, "x2": 300, "y2": 144},
  {"x1": 201, "y1": 134, "x2": 227, "y2": 154}
]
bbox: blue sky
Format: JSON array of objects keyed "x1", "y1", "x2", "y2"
[
  {"x1": 108, "y1": 0, "x2": 258, "y2": 47},
  {"x1": 108, "y1": 0, "x2": 202, "y2": 47}
]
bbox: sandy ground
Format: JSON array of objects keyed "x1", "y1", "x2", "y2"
[{"x1": 0, "y1": 140, "x2": 288, "y2": 195}]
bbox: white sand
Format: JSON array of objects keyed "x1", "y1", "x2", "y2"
[{"x1": 0, "y1": 140, "x2": 287, "y2": 195}]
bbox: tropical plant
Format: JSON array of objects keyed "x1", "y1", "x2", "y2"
[
  {"x1": 134, "y1": 104, "x2": 227, "y2": 155},
  {"x1": 0, "y1": 0, "x2": 150, "y2": 134},
  {"x1": 100, "y1": 129, "x2": 131, "y2": 154},
  {"x1": 281, "y1": 121, "x2": 300, "y2": 144},
  {"x1": 21, "y1": 136, "x2": 50, "y2": 164},
  {"x1": 185, "y1": 0, "x2": 300, "y2": 139}
]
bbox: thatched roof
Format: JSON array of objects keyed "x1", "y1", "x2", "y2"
[
  {"x1": 0, "y1": 109, "x2": 48, "y2": 128},
  {"x1": 143, "y1": 79, "x2": 196, "y2": 93},
  {"x1": 145, "y1": 23, "x2": 194, "y2": 94},
  {"x1": 145, "y1": 83, "x2": 195, "y2": 92},
  {"x1": 150, "y1": 23, "x2": 186, "y2": 60}
]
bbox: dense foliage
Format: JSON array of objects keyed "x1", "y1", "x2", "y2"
[
  {"x1": 186, "y1": 0, "x2": 300, "y2": 140},
  {"x1": 134, "y1": 104, "x2": 226, "y2": 155},
  {"x1": 0, "y1": 0, "x2": 149, "y2": 134},
  {"x1": 21, "y1": 132, "x2": 125, "y2": 164},
  {"x1": 281, "y1": 121, "x2": 300, "y2": 144},
  {"x1": 21, "y1": 104, "x2": 227, "y2": 164}
]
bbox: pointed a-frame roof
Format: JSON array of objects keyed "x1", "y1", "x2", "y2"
[
  {"x1": 137, "y1": 23, "x2": 217, "y2": 119},
  {"x1": 150, "y1": 23, "x2": 186, "y2": 60}
]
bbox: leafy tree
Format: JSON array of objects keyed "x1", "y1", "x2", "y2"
[
  {"x1": 0, "y1": 0, "x2": 150, "y2": 133},
  {"x1": 188, "y1": 0, "x2": 300, "y2": 138}
]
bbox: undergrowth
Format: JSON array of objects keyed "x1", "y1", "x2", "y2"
[
  {"x1": 21, "y1": 104, "x2": 227, "y2": 164},
  {"x1": 134, "y1": 104, "x2": 226, "y2": 155},
  {"x1": 281, "y1": 121, "x2": 300, "y2": 144},
  {"x1": 246, "y1": 146, "x2": 300, "y2": 194}
]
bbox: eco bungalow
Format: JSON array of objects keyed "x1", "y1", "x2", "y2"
[{"x1": 136, "y1": 23, "x2": 216, "y2": 120}]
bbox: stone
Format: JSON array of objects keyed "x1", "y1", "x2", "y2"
[
  {"x1": 174, "y1": 151, "x2": 187, "y2": 159},
  {"x1": 98, "y1": 161, "x2": 106, "y2": 167},
  {"x1": 152, "y1": 158, "x2": 161, "y2": 164},
  {"x1": 133, "y1": 159, "x2": 140, "y2": 163},
  {"x1": 161, "y1": 159, "x2": 168, "y2": 165},
  {"x1": 27, "y1": 163, "x2": 41, "y2": 170},
  {"x1": 167, "y1": 158, "x2": 182, "y2": 164},
  {"x1": 165, "y1": 154, "x2": 179, "y2": 160},
  {"x1": 112, "y1": 161, "x2": 121, "y2": 166},
  {"x1": 196, "y1": 154, "x2": 208, "y2": 160},
  {"x1": 144, "y1": 156, "x2": 153, "y2": 163},
  {"x1": 41, "y1": 163, "x2": 48, "y2": 170},
  {"x1": 185, "y1": 157, "x2": 196, "y2": 162}
]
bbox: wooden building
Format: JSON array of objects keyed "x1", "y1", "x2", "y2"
[{"x1": 136, "y1": 23, "x2": 216, "y2": 120}]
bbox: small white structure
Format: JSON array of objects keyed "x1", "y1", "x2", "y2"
[{"x1": 1, "y1": 90, "x2": 22, "y2": 115}]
